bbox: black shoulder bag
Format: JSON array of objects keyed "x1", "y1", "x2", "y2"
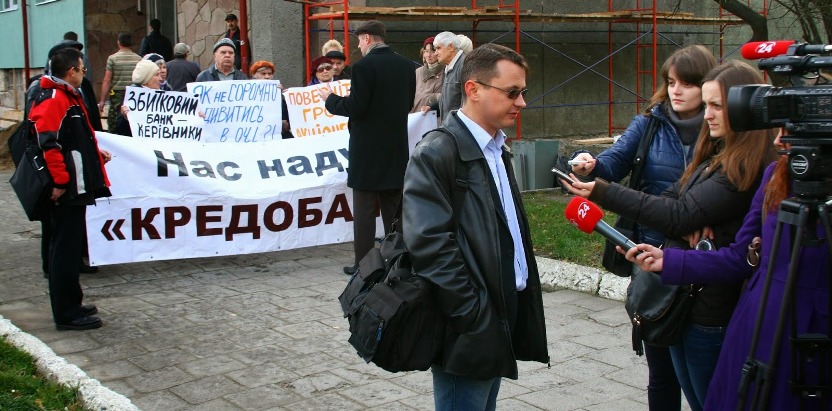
[
  {"x1": 338, "y1": 128, "x2": 464, "y2": 372},
  {"x1": 600, "y1": 116, "x2": 657, "y2": 277}
]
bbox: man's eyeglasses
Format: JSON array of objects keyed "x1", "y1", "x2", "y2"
[
  {"x1": 473, "y1": 80, "x2": 527, "y2": 100},
  {"x1": 317, "y1": 65, "x2": 333, "y2": 73},
  {"x1": 75, "y1": 66, "x2": 88, "y2": 73}
]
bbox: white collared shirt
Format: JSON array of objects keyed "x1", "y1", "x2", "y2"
[{"x1": 456, "y1": 110, "x2": 528, "y2": 291}]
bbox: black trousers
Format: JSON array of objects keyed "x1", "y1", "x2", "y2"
[
  {"x1": 47, "y1": 205, "x2": 87, "y2": 324},
  {"x1": 351, "y1": 188, "x2": 401, "y2": 266}
]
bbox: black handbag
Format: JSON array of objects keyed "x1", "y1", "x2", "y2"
[
  {"x1": 9, "y1": 144, "x2": 53, "y2": 221},
  {"x1": 600, "y1": 116, "x2": 658, "y2": 277},
  {"x1": 624, "y1": 268, "x2": 700, "y2": 355}
]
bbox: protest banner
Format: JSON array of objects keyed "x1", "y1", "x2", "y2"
[
  {"x1": 124, "y1": 86, "x2": 204, "y2": 140},
  {"x1": 407, "y1": 110, "x2": 438, "y2": 154},
  {"x1": 187, "y1": 80, "x2": 283, "y2": 143},
  {"x1": 87, "y1": 131, "x2": 364, "y2": 265},
  {"x1": 284, "y1": 80, "x2": 351, "y2": 139}
]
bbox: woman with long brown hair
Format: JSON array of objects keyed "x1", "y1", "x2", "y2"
[
  {"x1": 563, "y1": 60, "x2": 778, "y2": 410},
  {"x1": 569, "y1": 44, "x2": 716, "y2": 410}
]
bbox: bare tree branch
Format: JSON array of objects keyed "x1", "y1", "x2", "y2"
[{"x1": 714, "y1": 0, "x2": 769, "y2": 41}]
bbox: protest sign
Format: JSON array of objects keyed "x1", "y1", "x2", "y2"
[
  {"x1": 407, "y1": 110, "x2": 438, "y2": 154},
  {"x1": 284, "y1": 80, "x2": 351, "y2": 138},
  {"x1": 124, "y1": 86, "x2": 203, "y2": 140},
  {"x1": 87, "y1": 131, "x2": 365, "y2": 265},
  {"x1": 187, "y1": 80, "x2": 283, "y2": 143}
]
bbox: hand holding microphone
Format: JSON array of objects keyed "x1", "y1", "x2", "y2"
[
  {"x1": 564, "y1": 197, "x2": 637, "y2": 251},
  {"x1": 563, "y1": 197, "x2": 665, "y2": 271}
]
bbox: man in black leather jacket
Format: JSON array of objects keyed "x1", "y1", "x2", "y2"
[{"x1": 403, "y1": 43, "x2": 549, "y2": 411}]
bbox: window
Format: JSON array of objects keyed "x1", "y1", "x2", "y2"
[{"x1": 0, "y1": 0, "x2": 19, "y2": 12}]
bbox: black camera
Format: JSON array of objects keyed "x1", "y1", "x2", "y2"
[
  {"x1": 727, "y1": 84, "x2": 832, "y2": 135},
  {"x1": 726, "y1": 42, "x2": 832, "y2": 197}
]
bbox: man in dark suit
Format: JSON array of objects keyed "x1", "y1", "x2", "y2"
[{"x1": 319, "y1": 20, "x2": 416, "y2": 275}]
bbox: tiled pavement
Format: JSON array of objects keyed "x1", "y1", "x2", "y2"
[{"x1": 0, "y1": 170, "x2": 656, "y2": 410}]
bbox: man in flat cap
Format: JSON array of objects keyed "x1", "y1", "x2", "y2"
[
  {"x1": 319, "y1": 20, "x2": 416, "y2": 275},
  {"x1": 224, "y1": 13, "x2": 251, "y2": 70},
  {"x1": 166, "y1": 43, "x2": 201, "y2": 91},
  {"x1": 325, "y1": 50, "x2": 350, "y2": 80},
  {"x1": 195, "y1": 38, "x2": 248, "y2": 82}
]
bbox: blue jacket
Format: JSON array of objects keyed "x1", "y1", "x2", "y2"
[{"x1": 576, "y1": 104, "x2": 695, "y2": 245}]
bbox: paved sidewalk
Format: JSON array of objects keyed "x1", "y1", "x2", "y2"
[{"x1": 0, "y1": 171, "x2": 654, "y2": 411}]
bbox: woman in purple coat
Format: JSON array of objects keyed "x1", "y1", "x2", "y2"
[{"x1": 625, "y1": 133, "x2": 830, "y2": 410}]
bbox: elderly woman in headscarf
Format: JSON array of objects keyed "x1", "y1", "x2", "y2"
[
  {"x1": 112, "y1": 59, "x2": 161, "y2": 136},
  {"x1": 411, "y1": 36, "x2": 444, "y2": 114},
  {"x1": 250, "y1": 60, "x2": 293, "y2": 139},
  {"x1": 143, "y1": 53, "x2": 172, "y2": 91},
  {"x1": 307, "y1": 56, "x2": 334, "y2": 86}
]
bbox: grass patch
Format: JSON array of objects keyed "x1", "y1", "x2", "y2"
[
  {"x1": 522, "y1": 189, "x2": 617, "y2": 268},
  {"x1": 0, "y1": 336, "x2": 86, "y2": 411}
]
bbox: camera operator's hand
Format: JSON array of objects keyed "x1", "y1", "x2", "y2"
[
  {"x1": 570, "y1": 153, "x2": 596, "y2": 176},
  {"x1": 623, "y1": 243, "x2": 664, "y2": 272},
  {"x1": 683, "y1": 226, "x2": 714, "y2": 249}
]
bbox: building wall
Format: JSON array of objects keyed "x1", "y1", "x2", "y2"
[
  {"x1": 176, "y1": 0, "x2": 245, "y2": 71},
  {"x1": 0, "y1": 0, "x2": 86, "y2": 109},
  {"x1": 84, "y1": 0, "x2": 148, "y2": 103}
]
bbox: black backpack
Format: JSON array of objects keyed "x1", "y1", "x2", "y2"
[
  {"x1": 8, "y1": 76, "x2": 44, "y2": 167},
  {"x1": 338, "y1": 128, "x2": 466, "y2": 372}
]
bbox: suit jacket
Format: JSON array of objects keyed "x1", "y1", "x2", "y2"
[{"x1": 325, "y1": 45, "x2": 416, "y2": 190}]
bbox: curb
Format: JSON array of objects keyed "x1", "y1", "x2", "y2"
[
  {"x1": 536, "y1": 256, "x2": 630, "y2": 301},
  {"x1": 0, "y1": 316, "x2": 140, "y2": 411}
]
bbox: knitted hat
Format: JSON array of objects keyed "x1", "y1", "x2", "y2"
[
  {"x1": 132, "y1": 59, "x2": 160, "y2": 85},
  {"x1": 325, "y1": 50, "x2": 346, "y2": 61},
  {"x1": 310, "y1": 56, "x2": 333, "y2": 78},
  {"x1": 213, "y1": 37, "x2": 236, "y2": 53},
  {"x1": 250, "y1": 60, "x2": 275, "y2": 76},
  {"x1": 143, "y1": 53, "x2": 165, "y2": 67},
  {"x1": 423, "y1": 37, "x2": 435, "y2": 48},
  {"x1": 173, "y1": 43, "x2": 190, "y2": 57}
]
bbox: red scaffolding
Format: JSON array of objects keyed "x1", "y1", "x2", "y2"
[{"x1": 290, "y1": 0, "x2": 751, "y2": 137}]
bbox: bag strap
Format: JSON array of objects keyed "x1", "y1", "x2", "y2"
[
  {"x1": 391, "y1": 127, "x2": 468, "y2": 233},
  {"x1": 628, "y1": 115, "x2": 658, "y2": 190}
]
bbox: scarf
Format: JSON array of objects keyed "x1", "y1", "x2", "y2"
[
  {"x1": 422, "y1": 62, "x2": 444, "y2": 81},
  {"x1": 665, "y1": 104, "x2": 704, "y2": 146}
]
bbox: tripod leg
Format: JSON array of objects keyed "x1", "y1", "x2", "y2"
[
  {"x1": 737, "y1": 215, "x2": 787, "y2": 410},
  {"x1": 754, "y1": 201, "x2": 810, "y2": 410}
]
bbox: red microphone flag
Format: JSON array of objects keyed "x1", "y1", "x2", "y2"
[
  {"x1": 564, "y1": 197, "x2": 604, "y2": 234},
  {"x1": 740, "y1": 40, "x2": 795, "y2": 60}
]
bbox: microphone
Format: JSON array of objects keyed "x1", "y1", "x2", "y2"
[
  {"x1": 740, "y1": 41, "x2": 795, "y2": 60},
  {"x1": 564, "y1": 197, "x2": 637, "y2": 251}
]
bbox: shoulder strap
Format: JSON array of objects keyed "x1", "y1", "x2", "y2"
[
  {"x1": 628, "y1": 115, "x2": 658, "y2": 190},
  {"x1": 434, "y1": 127, "x2": 468, "y2": 228},
  {"x1": 394, "y1": 127, "x2": 467, "y2": 231}
]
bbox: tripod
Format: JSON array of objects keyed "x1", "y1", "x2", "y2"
[{"x1": 737, "y1": 191, "x2": 832, "y2": 410}]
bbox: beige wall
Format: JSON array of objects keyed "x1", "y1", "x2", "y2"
[
  {"x1": 85, "y1": 0, "x2": 147, "y2": 100},
  {"x1": 177, "y1": 0, "x2": 250, "y2": 70}
]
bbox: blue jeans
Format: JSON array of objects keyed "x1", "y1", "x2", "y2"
[
  {"x1": 669, "y1": 322, "x2": 726, "y2": 411},
  {"x1": 432, "y1": 366, "x2": 501, "y2": 411}
]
